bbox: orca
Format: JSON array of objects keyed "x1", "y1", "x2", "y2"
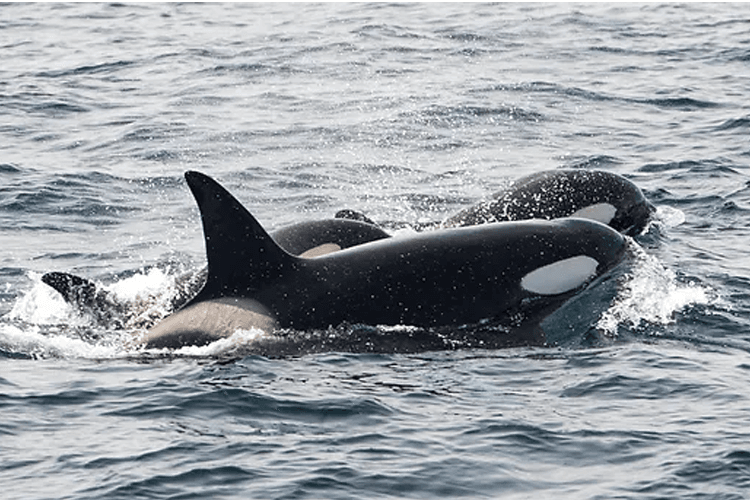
[
  {"x1": 42, "y1": 217, "x2": 390, "y2": 329},
  {"x1": 335, "y1": 169, "x2": 654, "y2": 236},
  {"x1": 141, "y1": 171, "x2": 628, "y2": 349},
  {"x1": 443, "y1": 169, "x2": 655, "y2": 236}
]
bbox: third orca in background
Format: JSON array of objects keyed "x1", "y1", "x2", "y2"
[
  {"x1": 336, "y1": 169, "x2": 654, "y2": 236},
  {"x1": 443, "y1": 169, "x2": 655, "y2": 236},
  {"x1": 142, "y1": 171, "x2": 628, "y2": 349}
]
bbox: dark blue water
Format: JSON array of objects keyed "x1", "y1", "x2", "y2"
[{"x1": 2, "y1": 3, "x2": 750, "y2": 499}]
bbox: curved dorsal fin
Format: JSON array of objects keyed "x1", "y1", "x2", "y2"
[{"x1": 184, "y1": 171, "x2": 297, "y2": 302}]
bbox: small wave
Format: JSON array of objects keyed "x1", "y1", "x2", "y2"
[
  {"x1": 36, "y1": 60, "x2": 136, "y2": 78},
  {"x1": 638, "y1": 160, "x2": 701, "y2": 173},
  {"x1": 0, "y1": 172, "x2": 141, "y2": 229},
  {"x1": 560, "y1": 155, "x2": 623, "y2": 170},
  {"x1": 714, "y1": 116, "x2": 750, "y2": 132},
  {"x1": 203, "y1": 62, "x2": 300, "y2": 78},
  {"x1": 670, "y1": 449, "x2": 750, "y2": 492},
  {"x1": 474, "y1": 81, "x2": 616, "y2": 106},
  {"x1": 636, "y1": 96, "x2": 720, "y2": 110},
  {"x1": 2, "y1": 92, "x2": 91, "y2": 118},
  {"x1": 637, "y1": 159, "x2": 739, "y2": 176},
  {"x1": 0, "y1": 163, "x2": 23, "y2": 174},
  {"x1": 31, "y1": 100, "x2": 90, "y2": 115},
  {"x1": 414, "y1": 104, "x2": 544, "y2": 127},
  {"x1": 475, "y1": 81, "x2": 721, "y2": 112},
  {"x1": 726, "y1": 48, "x2": 750, "y2": 62}
]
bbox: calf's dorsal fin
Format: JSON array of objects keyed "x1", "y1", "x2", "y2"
[{"x1": 184, "y1": 171, "x2": 298, "y2": 302}]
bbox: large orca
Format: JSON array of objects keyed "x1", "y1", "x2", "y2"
[
  {"x1": 443, "y1": 169, "x2": 655, "y2": 236},
  {"x1": 142, "y1": 171, "x2": 628, "y2": 349}
]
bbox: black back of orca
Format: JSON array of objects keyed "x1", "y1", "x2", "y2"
[
  {"x1": 444, "y1": 169, "x2": 654, "y2": 236},
  {"x1": 272, "y1": 218, "x2": 389, "y2": 256},
  {"x1": 184, "y1": 171, "x2": 627, "y2": 332}
]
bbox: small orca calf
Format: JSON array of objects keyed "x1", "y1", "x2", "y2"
[
  {"x1": 443, "y1": 169, "x2": 655, "y2": 236},
  {"x1": 142, "y1": 171, "x2": 627, "y2": 349}
]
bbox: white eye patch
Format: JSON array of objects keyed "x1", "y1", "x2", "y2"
[
  {"x1": 521, "y1": 255, "x2": 599, "y2": 295},
  {"x1": 570, "y1": 203, "x2": 617, "y2": 225}
]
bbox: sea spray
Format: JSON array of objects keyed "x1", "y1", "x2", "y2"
[{"x1": 597, "y1": 241, "x2": 711, "y2": 336}]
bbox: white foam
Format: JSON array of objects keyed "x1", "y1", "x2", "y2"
[
  {"x1": 0, "y1": 323, "x2": 129, "y2": 359},
  {"x1": 597, "y1": 242, "x2": 711, "y2": 335},
  {"x1": 169, "y1": 328, "x2": 266, "y2": 357},
  {"x1": 106, "y1": 267, "x2": 189, "y2": 330},
  {"x1": 378, "y1": 324, "x2": 420, "y2": 332},
  {"x1": 389, "y1": 226, "x2": 420, "y2": 238},
  {"x1": 642, "y1": 205, "x2": 686, "y2": 234},
  {"x1": 656, "y1": 205, "x2": 686, "y2": 228},
  {"x1": 6, "y1": 273, "x2": 88, "y2": 326},
  {"x1": 1, "y1": 269, "x2": 185, "y2": 359},
  {"x1": 107, "y1": 268, "x2": 173, "y2": 303}
]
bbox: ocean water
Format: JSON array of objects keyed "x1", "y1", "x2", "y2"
[{"x1": 2, "y1": 3, "x2": 750, "y2": 498}]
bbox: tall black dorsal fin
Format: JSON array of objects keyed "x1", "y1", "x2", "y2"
[{"x1": 184, "y1": 171, "x2": 298, "y2": 302}]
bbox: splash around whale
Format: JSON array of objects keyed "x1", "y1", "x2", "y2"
[{"x1": 137, "y1": 171, "x2": 629, "y2": 349}]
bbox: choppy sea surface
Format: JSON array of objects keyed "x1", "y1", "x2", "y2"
[{"x1": 2, "y1": 3, "x2": 750, "y2": 499}]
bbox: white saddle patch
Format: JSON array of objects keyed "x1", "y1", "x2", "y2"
[
  {"x1": 570, "y1": 203, "x2": 617, "y2": 225},
  {"x1": 300, "y1": 243, "x2": 342, "y2": 258},
  {"x1": 521, "y1": 255, "x2": 599, "y2": 295}
]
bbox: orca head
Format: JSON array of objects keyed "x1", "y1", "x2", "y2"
[
  {"x1": 609, "y1": 193, "x2": 657, "y2": 236},
  {"x1": 515, "y1": 217, "x2": 627, "y2": 304},
  {"x1": 545, "y1": 170, "x2": 655, "y2": 236}
]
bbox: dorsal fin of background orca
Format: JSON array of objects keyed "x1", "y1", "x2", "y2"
[
  {"x1": 42, "y1": 271, "x2": 98, "y2": 307},
  {"x1": 41, "y1": 271, "x2": 126, "y2": 327},
  {"x1": 184, "y1": 171, "x2": 299, "y2": 304}
]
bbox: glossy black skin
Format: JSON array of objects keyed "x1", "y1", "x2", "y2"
[
  {"x1": 183, "y1": 171, "x2": 627, "y2": 332},
  {"x1": 443, "y1": 169, "x2": 655, "y2": 236}
]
